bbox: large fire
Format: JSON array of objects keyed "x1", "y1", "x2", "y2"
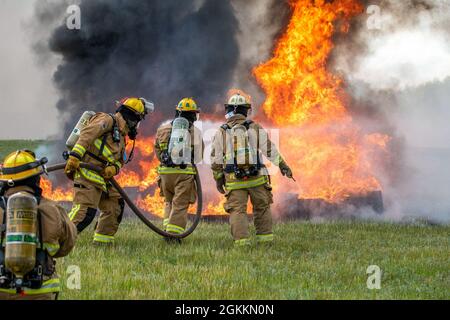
[
  {"x1": 253, "y1": 0, "x2": 390, "y2": 202},
  {"x1": 40, "y1": 0, "x2": 390, "y2": 216}
]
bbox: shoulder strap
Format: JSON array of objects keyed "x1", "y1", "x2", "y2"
[
  {"x1": 0, "y1": 197, "x2": 6, "y2": 211},
  {"x1": 37, "y1": 210, "x2": 44, "y2": 250},
  {"x1": 98, "y1": 114, "x2": 117, "y2": 157},
  {"x1": 98, "y1": 135, "x2": 108, "y2": 158},
  {"x1": 0, "y1": 197, "x2": 7, "y2": 247},
  {"x1": 243, "y1": 120, "x2": 253, "y2": 130},
  {"x1": 222, "y1": 120, "x2": 253, "y2": 131}
]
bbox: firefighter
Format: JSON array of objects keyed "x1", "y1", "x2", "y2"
[
  {"x1": 65, "y1": 97, "x2": 154, "y2": 244},
  {"x1": 154, "y1": 98, "x2": 204, "y2": 240},
  {"x1": 0, "y1": 150, "x2": 77, "y2": 300},
  {"x1": 210, "y1": 93, "x2": 293, "y2": 246}
]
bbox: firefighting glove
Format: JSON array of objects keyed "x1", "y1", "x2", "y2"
[
  {"x1": 279, "y1": 162, "x2": 293, "y2": 179},
  {"x1": 65, "y1": 155, "x2": 81, "y2": 180},
  {"x1": 102, "y1": 165, "x2": 120, "y2": 180},
  {"x1": 215, "y1": 176, "x2": 226, "y2": 194}
]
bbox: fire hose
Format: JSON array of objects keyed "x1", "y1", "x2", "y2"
[{"x1": 45, "y1": 162, "x2": 203, "y2": 239}]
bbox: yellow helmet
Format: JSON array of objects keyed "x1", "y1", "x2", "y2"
[
  {"x1": 0, "y1": 150, "x2": 48, "y2": 185},
  {"x1": 225, "y1": 93, "x2": 251, "y2": 108},
  {"x1": 118, "y1": 97, "x2": 154, "y2": 119},
  {"x1": 176, "y1": 98, "x2": 200, "y2": 113}
]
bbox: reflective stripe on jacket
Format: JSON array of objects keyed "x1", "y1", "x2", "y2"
[
  {"x1": 224, "y1": 174, "x2": 269, "y2": 190},
  {"x1": 76, "y1": 168, "x2": 107, "y2": 191},
  {"x1": 157, "y1": 165, "x2": 196, "y2": 175},
  {"x1": 71, "y1": 112, "x2": 127, "y2": 188}
]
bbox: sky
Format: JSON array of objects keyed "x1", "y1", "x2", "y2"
[{"x1": 0, "y1": 0, "x2": 60, "y2": 139}]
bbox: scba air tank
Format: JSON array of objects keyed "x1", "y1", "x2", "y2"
[
  {"x1": 66, "y1": 111, "x2": 96, "y2": 150},
  {"x1": 5, "y1": 192, "x2": 38, "y2": 279},
  {"x1": 168, "y1": 117, "x2": 191, "y2": 165}
]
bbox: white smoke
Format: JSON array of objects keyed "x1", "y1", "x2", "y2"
[
  {"x1": 0, "y1": 0, "x2": 61, "y2": 139},
  {"x1": 335, "y1": 0, "x2": 450, "y2": 223},
  {"x1": 346, "y1": 2, "x2": 450, "y2": 90}
]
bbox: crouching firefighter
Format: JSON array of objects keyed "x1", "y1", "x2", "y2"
[
  {"x1": 65, "y1": 97, "x2": 154, "y2": 244},
  {"x1": 0, "y1": 150, "x2": 77, "y2": 300},
  {"x1": 210, "y1": 93, "x2": 294, "y2": 246},
  {"x1": 155, "y1": 98, "x2": 204, "y2": 240}
]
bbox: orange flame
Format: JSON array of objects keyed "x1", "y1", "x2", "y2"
[
  {"x1": 253, "y1": 0, "x2": 390, "y2": 202},
  {"x1": 40, "y1": 135, "x2": 226, "y2": 217},
  {"x1": 41, "y1": 178, "x2": 73, "y2": 202},
  {"x1": 41, "y1": 0, "x2": 390, "y2": 215}
]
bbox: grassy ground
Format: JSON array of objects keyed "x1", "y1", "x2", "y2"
[
  {"x1": 1, "y1": 141, "x2": 449, "y2": 299},
  {"x1": 56, "y1": 219, "x2": 449, "y2": 300},
  {"x1": 0, "y1": 140, "x2": 47, "y2": 161}
]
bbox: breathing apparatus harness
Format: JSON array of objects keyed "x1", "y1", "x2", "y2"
[
  {"x1": 221, "y1": 120, "x2": 263, "y2": 180},
  {"x1": 69, "y1": 113, "x2": 135, "y2": 169},
  {"x1": 161, "y1": 116, "x2": 194, "y2": 170},
  {"x1": 0, "y1": 194, "x2": 54, "y2": 293}
]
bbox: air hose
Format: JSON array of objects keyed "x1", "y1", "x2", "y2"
[{"x1": 45, "y1": 163, "x2": 203, "y2": 239}]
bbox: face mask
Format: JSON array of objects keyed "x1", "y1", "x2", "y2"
[
  {"x1": 225, "y1": 111, "x2": 235, "y2": 119},
  {"x1": 127, "y1": 120, "x2": 140, "y2": 140}
]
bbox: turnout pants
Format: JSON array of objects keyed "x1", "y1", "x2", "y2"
[
  {"x1": 69, "y1": 178, "x2": 124, "y2": 244},
  {"x1": 160, "y1": 174, "x2": 196, "y2": 235},
  {"x1": 224, "y1": 184, "x2": 274, "y2": 245}
]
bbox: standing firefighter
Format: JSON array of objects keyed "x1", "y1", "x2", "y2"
[
  {"x1": 210, "y1": 93, "x2": 293, "y2": 246},
  {"x1": 65, "y1": 97, "x2": 154, "y2": 244},
  {"x1": 0, "y1": 150, "x2": 77, "y2": 300},
  {"x1": 155, "y1": 98, "x2": 204, "y2": 240}
]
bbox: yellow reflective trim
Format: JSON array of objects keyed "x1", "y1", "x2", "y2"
[
  {"x1": 93, "y1": 139, "x2": 122, "y2": 169},
  {"x1": 0, "y1": 278, "x2": 61, "y2": 295},
  {"x1": 72, "y1": 144, "x2": 86, "y2": 157},
  {"x1": 213, "y1": 171, "x2": 224, "y2": 180},
  {"x1": 234, "y1": 238, "x2": 251, "y2": 246},
  {"x1": 157, "y1": 166, "x2": 196, "y2": 175},
  {"x1": 166, "y1": 224, "x2": 185, "y2": 234},
  {"x1": 69, "y1": 204, "x2": 81, "y2": 221},
  {"x1": 274, "y1": 155, "x2": 284, "y2": 166},
  {"x1": 93, "y1": 233, "x2": 114, "y2": 243},
  {"x1": 225, "y1": 176, "x2": 268, "y2": 190},
  {"x1": 256, "y1": 234, "x2": 274, "y2": 242},
  {"x1": 163, "y1": 219, "x2": 170, "y2": 227},
  {"x1": 79, "y1": 168, "x2": 106, "y2": 190},
  {"x1": 43, "y1": 243, "x2": 60, "y2": 256}
]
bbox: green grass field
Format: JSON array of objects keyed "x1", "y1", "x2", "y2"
[
  {"x1": 0, "y1": 140, "x2": 48, "y2": 161},
  {"x1": 55, "y1": 219, "x2": 449, "y2": 300},
  {"x1": 1, "y1": 141, "x2": 449, "y2": 300}
]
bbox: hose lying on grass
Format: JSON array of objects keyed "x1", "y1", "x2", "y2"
[{"x1": 45, "y1": 162, "x2": 203, "y2": 239}]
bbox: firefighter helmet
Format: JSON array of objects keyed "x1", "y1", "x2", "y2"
[
  {"x1": 0, "y1": 150, "x2": 48, "y2": 184},
  {"x1": 118, "y1": 97, "x2": 154, "y2": 120},
  {"x1": 176, "y1": 98, "x2": 200, "y2": 113},
  {"x1": 225, "y1": 94, "x2": 251, "y2": 108}
]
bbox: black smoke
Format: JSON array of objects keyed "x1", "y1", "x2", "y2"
[{"x1": 34, "y1": 0, "x2": 240, "y2": 136}]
